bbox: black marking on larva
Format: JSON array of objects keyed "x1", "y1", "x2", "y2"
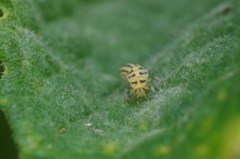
[
  {"x1": 131, "y1": 81, "x2": 137, "y2": 84},
  {"x1": 140, "y1": 80, "x2": 146, "y2": 83},
  {"x1": 138, "y1": 67, "x2": 145, "y2": 69},
  {"x1": 126, "y1": 64, "x2": 133, "y2": 68},
  {"x1": 130, "y1": 70, "x2": 133, "y2": 73},
  {"x1": 139, "y1": 71, "x2": 147, "y2": 75},
  {"x1": 128, "y1": 73, "x2": 136, "y2": 78}
]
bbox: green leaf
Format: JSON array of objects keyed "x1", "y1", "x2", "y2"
[{"x1": 1, "y1": 0, "x2": 240, "y2": 158}]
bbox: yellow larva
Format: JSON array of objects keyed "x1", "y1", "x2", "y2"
[{"x1": 120, "y1": 63, "x2": 150, "y2": 97}]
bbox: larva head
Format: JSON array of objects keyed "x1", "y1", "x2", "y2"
[
  {"x1": 134, "y1": 87, "x2": 146, "y2": 97},
  {"x1": 130, "y1": 79, "x2": 149, "y2": 97}
]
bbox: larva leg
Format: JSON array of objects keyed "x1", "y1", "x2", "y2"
[
  {"x1": 124, "y1": 87, "x2": 131, "y2": 98},
  {"x1": 148, "y1": 76, "x2": 165, "y2": 93},
  {"x1": 149, "y1": 84, "x2": 156, "y2": 93}
]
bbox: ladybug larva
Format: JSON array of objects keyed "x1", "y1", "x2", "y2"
[{"x1": 120, "y1": 63, "x2": 150, "y2": 97}]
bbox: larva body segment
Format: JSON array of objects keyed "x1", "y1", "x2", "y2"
[{"x1": 120, "y1": 63, "x2": 150, "y2": 97}]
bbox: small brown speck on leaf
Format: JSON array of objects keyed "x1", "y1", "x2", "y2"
[
  {"x1": 59, "y1": 127, "x2": 66, "y2": 133},
  {"x1": 221, "y1": 5, "x2": 232, "y2": 14}
]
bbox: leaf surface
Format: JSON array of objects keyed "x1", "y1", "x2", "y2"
[{"x1": 0, "y1": 0, "x2": 240, "y2": 158}]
